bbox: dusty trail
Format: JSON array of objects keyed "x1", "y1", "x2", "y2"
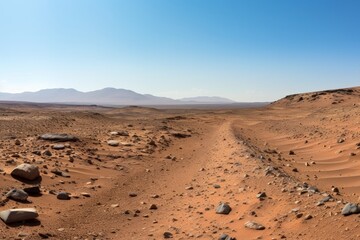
[{"x1": 53, "y1": 118, "x2": 310, "y2": 239}]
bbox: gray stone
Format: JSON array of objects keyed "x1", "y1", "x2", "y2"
[
  {"x1": 219, "y1": 234, "x2": 235, "y2": 240},
  {"x1": 256, "y1": 192, "x2": 267, "y2": 199},
  {"x1": 11, "y1": 164, "x2": 40, "y2": 181},
  {"x1": 307, "y1": 186, "x2": 319, "y2": 193},
  {"x1": 40, "y1": 133, "x2": 78, "y2": 142},
  {"x1": 110, "y1": 131, "x2": 129, "y2": 136},
  {"x1": 57, "y1": 192, "x2": 70, "y2": 200},
  {"x1": 216, "y1": 202, "x2": 231, "y2": 215},
  {"x1": 107, "y1": 140, "x2": 119, "y2": 147},
  {"x1": 52, "y1": 144, "x2": 65, "y2": 150},
  {"x1": 118, "y1": 130, "x2": 129, "y2": 136},
  {"x1": 0, "y1": 208, "x2": 38, "y2": 224},
  {"x1": 6, "y1": 189, "x2": 28, "y2": 202},
  {"x1": 317, "y1": 195, "x2": 332, "y2": 206},
  {"x1": 342, "y1": 203, "x2": 360, "y2": 216},
  {"x1": 51, "y1": 168, "x2": 70, "y2": 178},
  {"x1": 244, "y1": 221, "x2": 265, "y2": 230},
  {"x1": 43, "y1": 150, "x2": 52, "y2": 156}
]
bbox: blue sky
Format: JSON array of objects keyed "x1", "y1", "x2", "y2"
[{"x1": 0, "y1": 0, "x2": 359, "y2": 101}]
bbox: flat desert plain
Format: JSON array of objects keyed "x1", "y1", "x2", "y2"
[{"x1": 0, "y1": 87, "x2": 359, "y2": 240}]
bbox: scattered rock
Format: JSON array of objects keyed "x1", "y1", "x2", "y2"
[
  {"x1": 43, "y1": 150, "x2": 52, "y2": 157},
  {"x1": 23, "y1": 185, "x2": 41, "y2": 196},
  {"x1": 244, "y1": 221, "x2": 265, "y2": 230},
  {"x1": 304, "y1": 214, "x2": 313, "y2": 220},
  {"x1": 129, "y1": 192, "x2": 137, "y2": 197},
  {"x1": 332, "y1": 186, "x2": 340, "y2": 193},
  {"x1": 11, "y1": 164, "x2": 40, "y2": 181},
  {"x1": 40, "y1": 133, "x2": 78, "y2": 142},
  {"x1": 163, "y1": 232, "x2": 173, "y2": 238},
  {"x1": 38, "y1": 233, "x2": 51, "y2": 239},
  {"x1": 6, "y1": 189, "x2": 28, "y2": 202},
  {"x1": 149, "y1": 204, "x2": 158, "y2": 210},
  {"x1": 32, "y1": 150, "x2": 42, "y2": 156},
  {"x1": 57, "y1": 192, "x2": 71, "y2": 200},
  {"x1": 256, "y1": 192, "x2": 267, "y2": 199},
  {"x1": 171, "y1": 131, "x2": 191, "y2": 138},
  {"x1": 219, "y1": 234, "x2": 236, "y2": 240},
  {"x1": 317, "y1": 195, "x2": 332, "y2": 206},
  {"x1": 216, "y1": 202, "x2": 232, "y2": 215},
  {"x1": 52, "y1": 144, "x2": 65, "y2": 150},
  {"x1": 118, "y1": 131, "x2": 130, "y2": 136},
  {"x1": 0, "y1": 208, "x2": 38, "y2": 224},
  {"x1": 80, "y1": 192, "x2": 91, "y2": 197},
  {"x1": 307, "y1": 186, "x2": 319, "y2": 193},
  {"x1": 17, "y1": 232, "x2": 29, "y2": 238},
  {"x1": 107, "y1": 140, "x2": 119, "y2": 147},
  {"x1": 51, "y1": 169, "x2": 70, "y2": 178}
]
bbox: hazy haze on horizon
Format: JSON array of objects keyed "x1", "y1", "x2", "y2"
[{"x1": 0, "y1": 0, "x2": 359, "y2": 101}]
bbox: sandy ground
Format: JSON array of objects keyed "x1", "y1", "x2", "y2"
[{"x1": 0, "y1": 87, "x2": 359, "y2": 239}]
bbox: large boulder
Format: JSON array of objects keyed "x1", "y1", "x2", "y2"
[
  {"x1": 40, "y1": 133, "x2": 78, "y2": 142},
  {"x1": 0, "y1": 208, "x2": 38, "y2": 224},
  {"x1": 11, "y1": 164, "x2": 40, "y2": 181},
  {"x1": 342, "y1": 203, "x2": 360, "y2": 216}
]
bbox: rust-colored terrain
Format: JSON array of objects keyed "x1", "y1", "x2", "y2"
[{"x1": 0, "y1": 87, "x2": 359, "y2": 239}]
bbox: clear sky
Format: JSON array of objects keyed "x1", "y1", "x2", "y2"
[{"x1": 0, "y1": 0, "x2": 359, "y2": 101}]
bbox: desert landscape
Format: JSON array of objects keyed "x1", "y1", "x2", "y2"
[
  {"x1": 1, "y1": 0, "x2": 359, "y2": 239},
  {"x1": 0, "y1": 87, "x2": 358, "y2": 239}
]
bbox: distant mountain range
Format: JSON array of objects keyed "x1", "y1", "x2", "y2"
[{"x1": 0, "y1": 88, "x2": 239, "y2": 106}]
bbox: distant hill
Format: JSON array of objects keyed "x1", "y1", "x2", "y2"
[
  {"x1": 271, "y1": 86, "x2": 360, "y2": 107},
  {"x1": 0, "y1": 88, "x2": 241, "y2": 106}
]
